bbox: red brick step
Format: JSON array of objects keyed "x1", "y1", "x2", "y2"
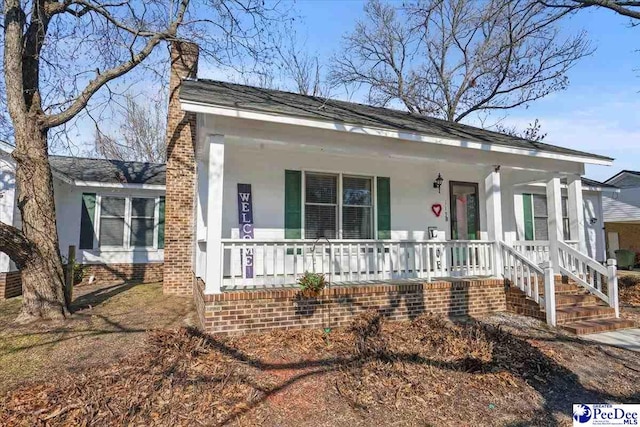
[
  {"x1": 560, "y1": 318, "x2": 636, "y2": 335},
  {"x1": 556, "y1": 305, "x2": 616, "y2": 324},
  {"x1": 555, "y1": 294, "x2": 599, "y2": 307}
]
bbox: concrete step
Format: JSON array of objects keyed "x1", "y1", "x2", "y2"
[
  {"x1": 555, "y1": 294, "x2": 599, "y2": 307},
  {"x1": 561, "y1": 319, "x2": 636, "y2": 335},
  {"x1": 556, "y1": 305, "x2": 616, "y2": 324}
]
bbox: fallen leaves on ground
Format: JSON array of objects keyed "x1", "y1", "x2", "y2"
[{"x1": 1, "y1": 312, "x2": 639, "y2": 426}]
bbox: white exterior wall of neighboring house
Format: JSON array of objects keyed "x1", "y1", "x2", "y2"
[
  {"x1": 53, "y1": 179, "x2": 165, "y2": 265},
  {"x1": 603, "y1": 186, "x2": 640, "y2": 222}
]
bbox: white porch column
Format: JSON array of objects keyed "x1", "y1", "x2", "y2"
[
  {"x1": 485, "y1": 168, "x2": 503, "y2": 276},
  {"x1": 205, "y1": 134, "x2": 225, "y2": 294},
  {"x1": 567, "y1": 175, "x2": 587, "y2": 253},
  {"x1": 546, "y1": 177, "x2": 563, "y2": 273}
]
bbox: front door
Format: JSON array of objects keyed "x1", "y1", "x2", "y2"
[{"x1": 450, "y1": 181, "x2": 479, "y2": 240}]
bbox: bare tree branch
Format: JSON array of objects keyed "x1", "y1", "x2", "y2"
[{"x1": 330, "y1": 0, "x2": 592, "y2": 123}]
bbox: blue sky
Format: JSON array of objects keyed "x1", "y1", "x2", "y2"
[
  {"x1": 64, "y1": 1, "x2": 637, "y2": 182},
  {"x1": 271, "y1": 1, "x2": 640, "y2": 182}
]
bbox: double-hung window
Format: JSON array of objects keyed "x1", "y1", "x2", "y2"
[
  {"x1": 80, "y1": 193, "x2": 165, "y2": 250},
  {"x1": 304, "y1": 173, "x2": 373, "y2": 240},
  {"x1": 524, "y1": 194, "x2": 570, "y2": 241}
]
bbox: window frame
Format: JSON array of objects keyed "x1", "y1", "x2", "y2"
[
  {"x1": 525, "y1": 193, "x2": 571, "y2": 241},
  {"x1": 301, "y1": 171, "x2": 377, "y2": 240},
  {"x1": 93, "y1": 194, "x2": 162, "y2": 251}
]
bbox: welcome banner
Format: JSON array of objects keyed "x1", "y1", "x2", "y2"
[{"x1": 237, "y1": 183, "x2": 254, "y2": 278}]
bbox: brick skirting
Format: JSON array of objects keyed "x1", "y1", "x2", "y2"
[
  {"x1": 0, "y1": 271, "x2": 21, "y2": 300},
  {"x1": 505, "y1": 286, "x2": 546, "y2": 321},
  {"x1": 80, "y1": 263, "x2": 164, "y2": 286},
  {"x1": 195, "y1": 278, "x2": 507, "y2": 335}
]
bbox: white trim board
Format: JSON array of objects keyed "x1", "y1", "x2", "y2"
[{"x1": 181, "y1": 100, "x2": 613, "y2": 166}]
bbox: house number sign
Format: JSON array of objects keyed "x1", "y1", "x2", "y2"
[{"x1": 237, "y1": 183, "x2": 254, "y2": 278}]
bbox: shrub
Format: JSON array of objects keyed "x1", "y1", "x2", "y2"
[{"x1": 297, "y1": 272, "x2": 327, "y2": 296}]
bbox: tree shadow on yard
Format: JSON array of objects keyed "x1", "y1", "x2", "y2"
[{"x1": 177, "y1": 314, "x2": 639, "y2": 427}]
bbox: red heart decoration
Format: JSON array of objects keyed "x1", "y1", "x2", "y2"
[{"x1": 432, "y1": 203, "x2": 442, "y2": 217}]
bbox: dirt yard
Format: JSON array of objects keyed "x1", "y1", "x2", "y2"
[
  {"x1": 1, "y1": 282, "x2": 639, "y2": 426},
  {"x1": 0, "y1": 282, "x2": 195, "y2": 393},
  {"x1": 619, "y1": 270, "x2": 640, "y2": 323}
]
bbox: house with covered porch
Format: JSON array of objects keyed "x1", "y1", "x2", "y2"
[{"x1": 163, "y1": 42, "x2": 632, "y2": 336}]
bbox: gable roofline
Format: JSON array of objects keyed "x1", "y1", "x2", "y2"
[
  {"x1": 180, "y1": 79, "x2": 614, "y2": 166},
  {"x1": 604, "y1": 170, "x2": 640, "y2": 185},
  {"x1": 581, "y1": 177, "x2": 619, "y2": 192}
]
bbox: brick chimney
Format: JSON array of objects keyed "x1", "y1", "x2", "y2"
[{"x1": 163, "y1": 41, "x2": 199, "y2": 295}]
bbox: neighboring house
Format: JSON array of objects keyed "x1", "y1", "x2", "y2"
[
  {"x1": 603, "y1": 170, "x2": 640, "y2": 259},
  {"x1": 0, "y1": 141, "x2": 165, "y2": 299},
  {"x1": 161, "y1": 42, "x2": 631, "y2": 336}
]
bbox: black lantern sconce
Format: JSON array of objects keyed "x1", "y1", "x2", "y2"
[{"x1": 433, "y1": 173, "x2": 444, "y2": 193}]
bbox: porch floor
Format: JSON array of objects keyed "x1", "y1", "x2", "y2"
[{"x1": 220, "y1": 275, "x2": 497, "y2": 292}]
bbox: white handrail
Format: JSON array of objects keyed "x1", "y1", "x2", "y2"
[{"x1": 557, "y1": 240, "x2": 610, "y2": 304}]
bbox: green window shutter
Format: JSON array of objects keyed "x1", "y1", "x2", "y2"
[
  {"x1": 523, "y1": 194, "x2": 534, "y2": 241},
  {"x1": 158, "y1": 197, "x2": 166, "y2": 249},
  {"x1": 377, "y1": 177, "x2": 391, "y2": 239},
  {"x1": 79, "y1": 193, "x2": 97, "y2": 249},
  {"x1": 284, "y1": 170, "x2": 302, "y2": 239}
]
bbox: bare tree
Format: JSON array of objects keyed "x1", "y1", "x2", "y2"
[
  {"x1": 541, "y1": 1, "x2": 640, "y2": 21},
  {"x1": 1, "y1": 0, "x2": 284, "y2": 322},
  {"x1": 93, "y1": 94, "x2": 167, "y2": 163},
  {"x1": 496, "y1": 118, "x2": 547, "y2": 141},
  {"x1": 331, "y1": 0, "x2": 592, "y2": 123},
  {"x1": 237, "y1": 30, "x2": 331, "y2": 97}
]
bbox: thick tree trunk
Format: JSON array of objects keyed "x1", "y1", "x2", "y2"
[{"x1": 12, "y1": 118, "x2": 67, "y2": 322}]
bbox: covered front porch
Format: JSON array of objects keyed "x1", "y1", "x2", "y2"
[{"x1": 188, "y1": 104, "x2": 619, "y2": 331}]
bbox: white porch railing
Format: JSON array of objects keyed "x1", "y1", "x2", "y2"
[
  {"x1": 220, "y1": 239, "x2": 495, "y2": 288},
  {"x1": 557, "y1": 241, "x2": 619, "y2": 316},
  {"x1": 512, "y1": 240, "x2": 579, "y2": 266}
]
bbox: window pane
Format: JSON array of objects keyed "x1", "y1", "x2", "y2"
[
  {"x1": 561, "y1": 197, "x2": 568, "y2": 218},
  {"x1": 101, "y1": 197, "x2": 125, "y2": 217},
  {"x1": 305, "y1": 174, "x2": 337, "y2": 204},
  {"x1": 343, "y1": 206, "x2": 372, "y2": 239},
  {"x1": 304, "y1": 204, "x2": 337, "y2": 239},
  {"x1": 563, "y1": 218, "x2": 571, "y2": 241},
  {"x1": 131, "y1": 218, "x2": 155, "y2": 247},
  {"x1": 532, "y1": 195, "x2": 547, "y2": 217},
  {"x1": 343, "y1": 177, "x2": 372, "y2": 206},
  {"x1": 534, "y1": 218, "x2": 549, "y2": 240},
  {"x1": 100, "y1": 217, "x2": 125, "y2": 246},
  {"x1": 131, "y1": 198, "x2": 155, "y2": 217}
]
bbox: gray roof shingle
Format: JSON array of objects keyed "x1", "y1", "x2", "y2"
[
  {"x1": 50, "y1": 156, "x2": 165, "y2": 185},
  {"x1": 181, "y1": 79, "x2": 613, "y2": 162},
  {"x1": 581, "y1": 177, "x2": 617, "y2": 189}
]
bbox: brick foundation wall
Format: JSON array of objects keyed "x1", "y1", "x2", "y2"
[
  {"x1": 0, "y1": 271, "x2": 21, "y2": 300},
  {"x1": 163, "y1": 41, "x2": 199, "y2": 296},
  {"x1": 195, "y1": 279, "x2": 507, "y2": 335},
  {"x1": 605, "y1": 222, "x2": 640, "y2": 254},
  {"x1": 80, "y1": 263, "x2": 164, "y2": 286}
]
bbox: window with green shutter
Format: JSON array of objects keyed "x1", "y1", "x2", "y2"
[
  {"x1": 158, "y1": 196, "x2": 165, "y2": 249},
  {"x1": 523, "y1": 194, "x2": 534, "y2": 241},
  {"x1": 284, "y1": 170, "x2": 302, "y2": 239},
  {"x1": 79, "y1": 193, "x2": 97, "y2": 249},
  {"x1": 376, "y1": 177, "x2": 391, "y2": 239}
]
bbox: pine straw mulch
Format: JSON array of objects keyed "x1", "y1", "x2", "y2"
[
  {"x1": 619, "y1": 272, "x2": 640, "y2": 323},
  {"x1": 2, "y1": 312, "x2": 640, "y2": 427}
]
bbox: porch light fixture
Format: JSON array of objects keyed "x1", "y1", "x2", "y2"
[{"x1": 433, "y1": 173, "x2": 444, "y2": 193}]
